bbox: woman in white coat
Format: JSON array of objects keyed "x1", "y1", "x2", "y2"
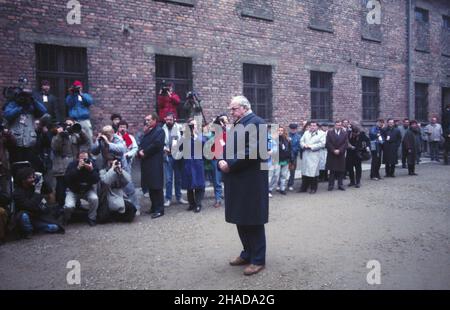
[{"x1": 299, "y1": 122, "x2": 326, "y2": 194}]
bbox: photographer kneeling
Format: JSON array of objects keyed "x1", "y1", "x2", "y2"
[
  {"x1": 98, "y1": 158, "x2": 136, "y2": 223},
  {"x1": 64, "y1": 151, "x2": 100, "y2": 226},
  {"x1": 13, "y1": 167, "x2": 64, "y2": 238}
]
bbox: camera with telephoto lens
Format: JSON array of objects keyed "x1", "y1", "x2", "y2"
[{"x1": 83, "y1": 158, "x2": 92, "y2": 165}]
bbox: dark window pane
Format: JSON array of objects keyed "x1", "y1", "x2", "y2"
[
  {"x1": 155, "y1": 55, "x2": 192, "y2": 121},
  {"x1": 311, "y1": 71, "x2": 332, "y2": 121},
  {"x1": 415, "y1": 7, "x2": 429, "y2": 23},
  {"x1": 362, "y1": 76, "x2": 379, "y2": 121},
  {"x1": 415, "y1": 83, "x2": 428, "y2": 122},
  {"x1": 243, "y1": 64, "x2": 272, "y2": 121},
  {"x1": 35, "y1": 44, "x2": 88, "y2": 121},
  {"x1": 444, "y1": 15, "x2": 450, "y2": 30}
]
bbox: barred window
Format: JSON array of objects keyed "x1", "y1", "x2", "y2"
[
  {"x1": 35, "y1": 44, "x2": 88, "y2": 120},
  {"x1": 310, "y1": 71, "x2": 332, "y2": 121},
  {"x1": 415, "y1": 83, "x2": 428, "y2": 122},
  {"x1": 362, "y1": 77, "x2": 380, "y2": 121},
  {"x1": 243, "y1": 64, "x2": 272, "y2": 121},
  {"x1": 155, "y1": 55, "x2": 192, "y2": 121}
]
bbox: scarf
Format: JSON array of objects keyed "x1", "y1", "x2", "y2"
[{"x1": 121, "y1": 132, "x2": 133, "y2": 148}]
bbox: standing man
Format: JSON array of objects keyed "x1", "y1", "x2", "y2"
[
  {"x1": 382, "y1": 119, "x2": 402, "y2": 177},
  {"x1": 65, "y1": 81, "x2": 94, "y2": 146},
  {"x1": 326, "y1": 120, "x2": 348, "y2": 191},
  {"x1": 287, "y1": 123, "x2": 301, "y2": 191},
  {"x1": 162, "y1": 113, "x2": 187, "y2": 207},
  {"x1": 138, "y1": 113, "x2": 165, "y2": 219},
  {"x1": 33, "y1": 80, "x2": 63, "y2": 124},
  {"x1": 398, "y1": 118, "x2": 410, "y2": 168},
  {"x1": 218, "y1": 96, "x2": 268, "y2": 276},
  {"x1": 402, "y1": 120, "x2": 420, "y2": 176},
  {"x1": 425, "y1": 117, "x2": 443, "y2": 162},
  {"x1": 369, "y1": 119, "x2": 385, "y2": 180}
]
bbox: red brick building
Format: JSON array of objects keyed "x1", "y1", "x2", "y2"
[{"x1": 1, "y1": 0, "x2": 449, "y2": 131}]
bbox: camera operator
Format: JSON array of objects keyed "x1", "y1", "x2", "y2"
[
  {"x1": 13, "y1": 167, "x2": 64, "y2": 238},
  {"x1": 3, "y1": 85, "x2": 48, "y2": 171},
  {"x1": 209, "y1": 114, "x2": 228, "y2": 208},
  {"x1": 92, "y1": 125, "x2": 141, "y2": 214},
  {"x1": 33, "y1": 80, "x2": 63, "y2": 124},
  {"x1": 63, "y1": 151, "x2": 100, "y2": 226},
  {"x1": 157, "y1": 81, "x2": 180, "y2": 122},
  {"x1": 98, "y1": 158, "x2": 135, "y2": 220},
  {"x1": 51, "y1": 118, "x2": 89, "y2": 207},
  {"x1": 183, "y1": 91, "x2": 203, "y2": 120},
  {"x1": 65, "y1": 80, "x2": 94, "y2": 146}
]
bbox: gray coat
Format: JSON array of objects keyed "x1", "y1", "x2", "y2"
[
  {"x1": 100, "y1": 167, "x2": 131, "y2": 213},
  {"x1": 51, "y1": 131, "x2": 89, "y2": 176}
]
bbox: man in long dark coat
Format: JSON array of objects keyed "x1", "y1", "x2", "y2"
[
  {"x1": 218, "y1": 95, "x2": 268, "y2": 276},
  {"x1": 382, "y1": 119, "x2": 402, "y2": 177},
  {"x1": 402, "y1": 120, "x2": 420, "y2": 176},
  {"x1": 326, "y1": 120, "x2": 348, "y2": 191},
  {"x1": 138, "y1": 113, "x2": 165, "y2": 219}
]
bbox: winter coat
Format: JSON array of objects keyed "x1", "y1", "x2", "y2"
[
  {"x1": 222, "y1": 112, "x2": 268, "y2": 226},
  {"x1": 100, "y1": 167, "x2": 131, "y2": 213},
  {"x1": 325, "y1": 129, "x2": 348, "y2": 172},
  {"x1": 33, "y1": 91, "x2": 64, "y2": 123},
  {"x1": 346, "y1": 131, "x2": 370, "y2": 166},
  {"x1": 402, "y1": 128, "x2": 420, "y2": 164},
  {"x1": 157, "y1": 93, "x2": 180, "y2": 120},
  {"x1": 51, "y1": 131, "x2": 89, "y2": 176},
  {"x1": 65, "y1": 93, "x2": 94, "y2": 121},
  {"x1": 425, "y1": 123, "x2": 443, "y2": 142},
  {"x1": 139, "y1": 125, "x2": 165, "y2": 190},
  {"x1": 64, "y1": 161, "x2": 100, "y2": 194},
  {"x1": 382, "y1": 126, "x2": 402, "y2": 164},
  {"x1": 181, "y1": 135, "x2": 206, "y2": 190},
  {"x1": 300, "y1": 130, "x2": 326, "y2": 177}
]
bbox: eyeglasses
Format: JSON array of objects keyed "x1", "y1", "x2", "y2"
[{"x1": 230, "y1": 106, "x2": 240, "y2": 111}]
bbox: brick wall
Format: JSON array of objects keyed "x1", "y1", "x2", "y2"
[{"x1": 0, "y1": 0, "x2": 449, "y2": 133}]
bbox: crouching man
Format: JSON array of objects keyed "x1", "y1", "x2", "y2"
[
  {"x1": 97, "y1": 158, "x2": 136, "y2": 223},
  {"x1": 13, "y1": 167, "x2": 64, "y2": 238},
  {"x1": 64, "y1": 151, "x2": 100, "y2": 226}
]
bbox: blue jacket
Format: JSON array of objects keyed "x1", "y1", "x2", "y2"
[
  {"x1": 3, "y1": 99, "x2": 47, "y2": 122},
  {"x1": 288, "y1": 131, "x2": 301, "y2": 159},
  {"x1": 65, "y1": 93, "x2": 94, "y2": 120},
  {"x1": 369, "y1": 125, "x2": 384, "y2": 152}
]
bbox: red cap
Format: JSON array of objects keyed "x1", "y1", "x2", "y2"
[{"x1": 73, "y1": 80, "x2": 83, "y2": 87}]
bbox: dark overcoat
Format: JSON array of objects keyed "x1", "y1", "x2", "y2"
[
  {"x1": 382, "y1": 126, "x2": 401, "y2": 164},
  {"x1": 325, "y1": 129, "x2": 348, "y2": 172},
  {"x1": 139, "y1": 125, "x2": 165, "y2": 190},
  {"x1": 402, "y1": 129, "x2": 419, "y2": 165},
  {"x1": 222, "y1": 113, "x2": 269, "y2": 226}
]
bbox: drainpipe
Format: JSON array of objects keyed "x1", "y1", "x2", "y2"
[{"x1": 407, "y1": 0, "x2": 414, "y2": 119}]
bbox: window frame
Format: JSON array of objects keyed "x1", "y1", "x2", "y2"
[
  {"x1": 242, "y1": 63, "x2": 273, "y2": 122},
  {"x1": 415, "y1": 82, "x2": 429, "y2": 122},
  {"x1": 310, "y1": 71, "x2": 333, "y2": 122},
  {"x1": 361, "y1": 76, "x2": 380, "y2": 121}
]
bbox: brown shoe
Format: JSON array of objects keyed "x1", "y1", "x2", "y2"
[
  {"x1": 243, "y1": 264, "x2": 265, "y2": 276},
  {"x1": 229, "y1": 257, "x2": 249, "y2": 266}
]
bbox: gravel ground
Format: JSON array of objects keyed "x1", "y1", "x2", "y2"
[{"x1": 0, "y1": 162, "x2": 449, "y2": 290}]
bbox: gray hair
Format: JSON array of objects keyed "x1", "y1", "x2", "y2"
[{"x1": 231, "y1": 95, "x2": 252, "y2": 110}]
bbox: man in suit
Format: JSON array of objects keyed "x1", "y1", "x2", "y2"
[
  {"x1": 33, "y1": 80, "x2": 64, "y2": 124},
  {"x1": 382, "y1": 119, "x2": 402, "y2": 177},
  {"x1": 326, "y1": 120, "x2": 349, "y2": 191},
  {"x1": 138, "y1": 113, "x2": 165, "y2": 219},
  {"x1": 218, "y1": 95, "x2": 269, "y2": 276}
]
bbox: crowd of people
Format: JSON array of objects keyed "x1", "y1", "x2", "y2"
[{"x1": 0, "y1": 79, "x2": 449, "y2": 244}]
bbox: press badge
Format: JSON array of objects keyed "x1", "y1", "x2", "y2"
[
  {"x1": 78, "y1": 95, "x2": 82, "y2": 101},
  {"x1": 43, "y1": 95, "x2": 48, "y2": 103}
]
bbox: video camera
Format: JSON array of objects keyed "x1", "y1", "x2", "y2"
[
  {"x1": 57, "y1": 122, "x2": 82, "y2": 136},
  {"x1": 2, "y1": 77, "x2": 33, "y2": 106},
  {"x1": 160, "y1": 80, "x2": 171, "y2": 96}
]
